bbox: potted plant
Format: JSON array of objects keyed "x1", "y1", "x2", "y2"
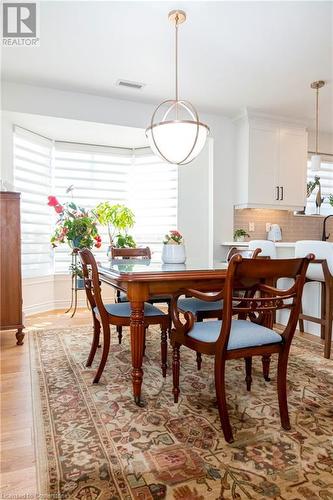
[
  {"x1": 328, "y1": 194, "x2": 333, "y2": 208},
  {"x1": 94, "y1": 202, "x2": 136, "y2": 256},
  {"x1": 233, "y1": 228, "x2": 249, "y2": 242},
  {"x1": 48, "y1": 195, "x2": 101, "y2": 286},
  {"x1": 162, "y1": 230, "x2": 186, "y2": 264}
]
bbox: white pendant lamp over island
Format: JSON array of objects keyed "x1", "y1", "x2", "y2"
[{"x1": 145, "y1": 10, "x2": 210, "y2": 165}]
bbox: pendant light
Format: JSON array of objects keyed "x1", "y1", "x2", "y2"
[
  {"x1": 145, "y1": 10, "x2": 210, "y2": 165},
  {"x1": 310, "y1": 80, "x2": 325, "y2": 171}
]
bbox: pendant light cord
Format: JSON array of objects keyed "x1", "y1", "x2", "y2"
[
  {"x1": 175, "y1": 14, "x2": 179, "y2": 120},
  {"x1": 315, "y1": 86, "x2": 319, "y2": 154}
]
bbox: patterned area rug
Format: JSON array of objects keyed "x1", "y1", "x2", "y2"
[{"x1": 29, "y1": 325, "x2": 333, "y2": 500}]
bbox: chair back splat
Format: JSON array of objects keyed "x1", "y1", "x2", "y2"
[
  {"x1": 78, "y1": 248, "x2": 108, "y2": 320},
  {"x1": 111, "y1": 247, "x2": 151, "y2": 260},
  {"x1": 226, "y1": 247, "x2": 261, "y2": 261}
]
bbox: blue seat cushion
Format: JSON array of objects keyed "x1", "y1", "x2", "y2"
[
  {"x1": 178, "y1": 297, "x2": 223, "y2": 314},
  {"x1": 94, "y1": 302, "x2": 166, "y2": 318},
  {"x1": 187, "y1": 319, "x2": 282, "y2": 350}
]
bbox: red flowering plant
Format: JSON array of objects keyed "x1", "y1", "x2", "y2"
[
  {"x1": 48, "y1": 195, "x2": 101, "y2": 278},
  {"x1": 163, "y1": 230, "x2": 184, "y2": 245},
  {"x1": 48, "y1": 196, "x2": 101, "y2": 250}
]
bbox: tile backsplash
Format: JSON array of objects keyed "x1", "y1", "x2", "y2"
[{"x1": 234, "y1": 209, "x2": 333, "y2": 242}]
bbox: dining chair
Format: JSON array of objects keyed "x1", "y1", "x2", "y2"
[
  {"x1": 170, "y1": 253, "x2": 313, "y2": 443},
  {"x1": 111, "y1": 246, "x2": 172, "y2": 342},
  {"x1": 78, "y1": 248, "x2": 169, "y2": 383},
  {"x1": 177, "y1": 247, "x2": 261, "y2": 370},
  {"x1": 295, "y1": 240, "x2": 333, "y2": 358}
]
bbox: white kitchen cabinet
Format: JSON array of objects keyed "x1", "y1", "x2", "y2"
[
  {"x1": 278, "y1": 127, "x2": 308, "y2": 208},
  {"x1": 234, "y1": 111, "x2": 308, "y2": 210}
]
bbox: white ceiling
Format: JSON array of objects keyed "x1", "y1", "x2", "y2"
[{"x1": 2, "y1": 1, "x2": 333, "y2": 132}]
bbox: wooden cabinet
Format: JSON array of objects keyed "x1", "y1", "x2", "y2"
[
  {"x1": 0, "y1": 192, "x2": 24, "y2": 344},
  {"x1": 235, "y1": 112, "x2": 308, "y2": 210}
]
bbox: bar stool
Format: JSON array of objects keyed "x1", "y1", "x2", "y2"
[
  {"x1": 295, "y1": 241, "x2": 333, "y2": 359},
  {"x1": 248, "y1": 240, "x2": 277, "y2": 259}
]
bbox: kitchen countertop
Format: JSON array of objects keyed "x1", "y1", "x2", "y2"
[{"x1": 221, "y1": 241, "x2": 298, "y2": 247}]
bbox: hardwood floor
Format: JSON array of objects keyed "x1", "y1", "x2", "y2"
[
  {"x1": 0, "y1": 308, "x2": 91, "y2": 498},
  {"x1": 0, "y1": 309, "x2": 326, "y2": 497}
]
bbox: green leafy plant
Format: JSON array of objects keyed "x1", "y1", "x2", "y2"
[
  {"x1": 233, "y1": 228, "x2": 249, "y2": 240},
  {"x1": 307, "y1": 176, "x2": 320, "y2": 198},
  {"x1": 69, "y1": 263, "x2": 83, "y2": 278},
  {"x1": 94, "y1": 202, "x2": 136, "y2": 247},
  {"x1": 328, "y1": 194, "x2": 333, "y2": 208}
]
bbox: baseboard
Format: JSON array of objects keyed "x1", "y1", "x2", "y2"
[
  {"x1": 24, "y1": 301, "x2": 56, "y2": 316},
  {"x1": 24, "y1": 299, "x2": 89, "y2": 316}
]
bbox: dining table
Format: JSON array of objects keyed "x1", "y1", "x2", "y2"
[{"x1": 98, "y1": 258, "x2": 228, "y2": 406}]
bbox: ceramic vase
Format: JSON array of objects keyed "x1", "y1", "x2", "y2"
[{"x1": 161, "y1": 244, "x2": 186, "y2": 264}]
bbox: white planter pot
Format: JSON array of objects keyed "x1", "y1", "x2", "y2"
[{"x1": 161, "y1": 244, "x2": 186, "y2": 264}]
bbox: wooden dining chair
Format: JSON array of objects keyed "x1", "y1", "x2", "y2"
[
  {"x1": 111, "y1": 246, "x2": 172, "y2": 342},
  {"x1": 170, "y1": 253, "x2": 313, "y2": 443},
  {"x1": 78, "y1": 248, "x2": 169, "y2": 383},
  {"x1": 177, "y1": 247, "x2": 261, "y2": 370}
]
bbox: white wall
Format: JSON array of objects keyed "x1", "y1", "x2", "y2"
[{"x1": 1, "y1": 81, "x2": 235, "y2": 314}]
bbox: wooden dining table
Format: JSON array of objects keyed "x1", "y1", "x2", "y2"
[{"x1": 98, "y1": 259, "x2": 228, "y2": 406}]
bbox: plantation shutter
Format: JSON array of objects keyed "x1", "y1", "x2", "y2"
[
  {"x1": 13, "y1": 126, "x2": 53, "y2": 278},
  {"x1": 129, "y1": 150, "x2": 178, "y2": 260},
  {"x1": 53, "y1": 142, "x2": 131, "y2": 273},
  {"x1": 14, "y1": 128, "x2": 179, "y2": 276}
]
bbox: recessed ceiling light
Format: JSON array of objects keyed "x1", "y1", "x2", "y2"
[{"x1": 116, "y1": 79, "x2": 145, "y2": 90}]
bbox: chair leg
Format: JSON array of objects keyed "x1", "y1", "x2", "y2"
[
  {"x1": 167, "y1": 300, "x2": 172, "y2": 338},
  {"x1": 319, "y1": 282, "x2": 326, "y2": 339},
  {"x1": 324, "y1": 284, "x2": 332, "y2": 359},
  {"x1": 117, "y1": 326, "x2": 122, "y2": 344},
  {"x1": 299, "y1": 302, "x2": 305, "y2": 333},
  {"x1": 277, "y1": 352, "x2": 291, "y2": 430},
  {"x1": 196, "y1": 317, "x2": 203, "y2": 371},
  {"x1": 93, "y1": 322, "x2": 111, "y2": 384},
  {"x1": 262, "y1": 354, "x2": 271, "y2": 381},
  {"x1": 172, "y1": 343, "x2": 180, "y2": 403},
  {"x1": 161, "y1": 325, "x2": 168, "y2": 378},
  {"x1": 244, "y1": 357, "x2": 252, "y2": 391},
  {"x1": 215, "y1": 358, "x2": 234, "y2": 443},
  {"x1": 86, "y1": 317, "x2": 100, "y2": 367},
  {"x1": 196, "y1": 352, "x2": 202, "y2": 371}
]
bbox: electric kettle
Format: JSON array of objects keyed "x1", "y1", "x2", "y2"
[{"x1": 267, "y1": 224, "x2": 282, "y2": 242}]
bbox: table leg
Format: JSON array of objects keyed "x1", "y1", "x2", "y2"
[{"x1": 130, "y1": 300, "x2": 145, "y2": 406}]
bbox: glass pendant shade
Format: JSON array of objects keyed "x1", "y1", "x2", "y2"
[
  {"x1": 146, "y1": 99, "x2": 209, "y2": 165},
  {"x1": 146, "y1": 120, "x2": 209, "y2": 165},
  {"x1": 310, "y1": 154, "x2": 321, "y2": 171}
]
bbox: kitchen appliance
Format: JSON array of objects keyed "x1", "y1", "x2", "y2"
[{"x1": 267, "y1": 224, "x2": 282, "y2": 242}]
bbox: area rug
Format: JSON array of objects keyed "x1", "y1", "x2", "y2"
[{"x1": 29, "y1": 325, "x2": 333, "y2": 500}]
